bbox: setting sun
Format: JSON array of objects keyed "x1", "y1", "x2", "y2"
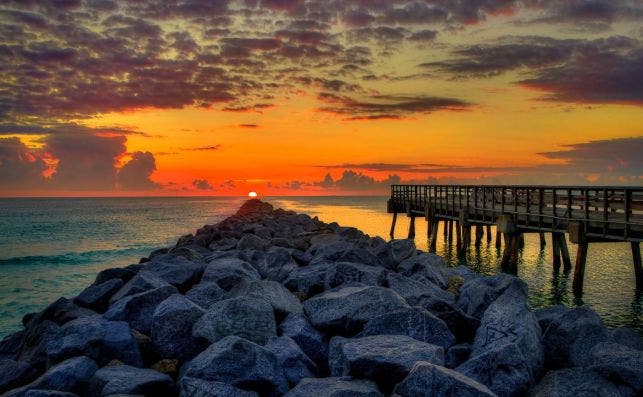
[{"x1": 248, "y1": 191, "x2": 258, "y2": 198}]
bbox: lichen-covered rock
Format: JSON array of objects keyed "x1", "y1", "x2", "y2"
[
  {"x1": 358, "y1": 306, "x2": 455, "y2": 349},
  {"x1": 265, "y1": 336, "x2": 317, "y2": 386},
  {"x1": 45, "y1": 316, "x2": 142, "y2": 367},
  {"x1": 542, "y1": 305, "x2": 610, "y2": 368},
  {"x1": 181, "y1": 336, "x2": 288, "y2": 397},
  {"x1": 279, "y1": 313, "x2": 329, "y2": 373},
  {"x1": 179, "y1": 377, "x2": 258, "y2": 397},
  {"x1": 457, "y1": 274, "x2": 528, "y2": 319},
  {"x1": 228, "y1": 279, "x2": 303, "y2": 318},
  {"x1": 73, "y1": 279, "x2": 123, "y2": 313},
  {"x1": 144, "y1": 254, "x2": 204, "y2": 292},
  {"x1": 394, "y1": 361, "x2": 497, "y2": 397},
  {"x1": 192, "y1": 296, "x2": 276, "y2": 345},
  {"x1": 88, "y1": 365, "x2": 175, "y2": 396},
  {"x1": 285, "y1": 377, "x2": 383, "y2": 397},
  {"x1": 528, "y1": 367, "x2": 625, "y2": 397},
  {"x1": 103, "y1": 285, "x2": 178, "y2": 333},
  {"x1": 324, "y1": 262, "x2": 386, "y2": 290},
  {"x1": 588, "y1": 342, "x2": 643, "y2": 394},
  {"x1": 201, "y1": 258, "x2": 261, "y2": 291},
  {"x1": 457, "y1": 342, "x2": 533, "y2": 397},
  {"x1": 151, "y1": 294, "x2": 205, "y2": 361},
  {"x1": 329, "y1": 335, "x2": 444, "y2": 392},
  {"x1": 303, "y1": 286, "x2": 409, "y2": 335},
  {"x1": 185, "y1": 282, "x2": 226, "y2": 309},
  {"x1": 3, "y1": 356, "x2": 97, "y2": 397}
]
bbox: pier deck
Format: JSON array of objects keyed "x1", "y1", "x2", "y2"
[{"x1": 387, "y1": 185, "x2": 643, "y2": 294}]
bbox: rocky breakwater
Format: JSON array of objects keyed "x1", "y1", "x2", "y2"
[{"x1": 1, "y1": 199, "x2": 641, "y2": 397}]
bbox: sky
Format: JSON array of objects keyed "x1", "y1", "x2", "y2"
[{"x1": 0, "y1": 0, "x2": 642, "y2": 196}]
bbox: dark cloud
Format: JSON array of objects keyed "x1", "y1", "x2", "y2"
[
  {"x1": 192, "y1": 178, "x2": 214, "y2": 190},
  {"x1": 238, "y1": 124, "x2": 260, "y2": 128},
  {"x1": 183, "y1": 145, "x2": 222, "y2": 151},
  {"x1": 0, "y1": 137, "x2": 46, "y2": 189},
  {"x1": 117, "y1": 151, "x2": 159, "y2": 190},
  {"x1": 311, "y1": 170, "x2": 402, "y2": 191}
]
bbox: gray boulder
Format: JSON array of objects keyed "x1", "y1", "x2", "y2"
[
  {"x1": 324, "y1": 262, "x2": 386, "y2": 290},
  {"x1": 237, "y1": 234, "x2": 269, "y2": 250},
  {"x1": 103, "y1": 285, "x2": 178, "y2": 333},
  {"x1": 528, "y1": 367, "x2": 626, "y2": 397},
  {"x1": 192, "y1": 296, "x2": 276, "y2": 345},
  {"x1": 144, "y1": 254, "x2": 204, "y2": 292},
  {"x1": 94, "y1": 267, "x2": 137, "y2": 286},
  {"x1": 534, "y1": 305, "x2": 569, "y2": 333},
  {"x1": 610, "y1": 327, "x2": 643, "y2": 351},
  {"x1": 181, "y1": 336, "x2": 288, "y2": 396},
  {"x1": 588, "y1": 342, "x2": 643, "y2": 394},
  {"x1": 285, "y1": 377, "x2": 383, "y2": 397},
  {"x1": 386, "y1": 272, "x2": 455, "y2": 306},
  {"x1": 255, "y1": 246, "x2": 298, "y2": 282},
  {"x1": 73, "y1": 279, "x2": 124, "y2": 312},
  {"x1": 415, "y1": 295, "x2": 480, "y2": 342},
  {"x1": 228, "y1": 279, "x2": 303, "y2": 318},
  {"x1": 108, "y1": 271, "x2": 171, "y2": 304},
  {"x1": 17, "y1": 321, "x2": 61, "y2": 369},
  {"x1": 279, "y1": 313, "x2": 329, "y2": 373},
  {"x1": 0, "y1": 331, "x2": 24, "y2": 359},
  {"x1": 457, "y1": 274, "x2": 528, "y2": 319},
  {"x1": 185, "y1": 282, "x2": 226, "y2": 309},
  {"x1": 265, "y1": 336, "x2": 317, "y2": 386},
  {"x1": 88, "y1": 365, "x2": 175, "y2": 396},
  {"x1": 201, "y1": 258, "x2": 261, "y2": 291},
  {"x1": 283, "y1": 263, "x2": 332, "y2": 299},
  {"x1": 457, "y1": 342, "x2": 533, "y2": 397},
  {"x1": 3, "y1": 356, "x2": 97, "y2": 397},
  {"x1": 23, "y1": 391, "x2": 78, "y2": 397},
  {"x1": 151, "y1": 294, "x2": 205, "y2": 361},
  {"x1": 303, "y1": 286, "x2": 409, "y2": 335},
  {"x1": 329, "y1": 335, "x2": 444, "y2": 391},
  {"x1": 385, "y1": 239, "x2": 417, "y2": 267},
  {"x1": 446, "y1": 343, "x2": 471, "y2": 368},
  {"x1": 542, "y1": 305, "x2": 610, "y2": 368},
  {"x1": 396, "y1": 253, "x2": 449, "y2": 288},
  {"x1": 45, "y1": 316, "x2": 142, "y2": 367},
  {"x1": 324, "y1": 247, "x2": 384, "y2": 268},
  {"x1": 358, "y1": 306, "x2": 455, "y2": 349},
  {"x1": 0, "y1": 359, "x2": 37, "y2": 394},
  {"x1": 179, "y1": 377, "x2": 258, "y2": 397},
  {"x1": 394, "y1": 361, "x2": 497, "y2": 397},
  {"x1": 471, "y1": 284, "x2": 543, "y2": 381}
]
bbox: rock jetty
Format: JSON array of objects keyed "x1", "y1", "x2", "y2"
[{"x1": 1, "y1": 199, "x2": 641, "y2": 396}]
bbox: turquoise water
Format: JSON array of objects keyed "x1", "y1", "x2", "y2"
[{"x1": 0, "y1": 196, "x2": 640, "y2": 338}]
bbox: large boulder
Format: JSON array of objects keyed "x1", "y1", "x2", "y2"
[
  {"x1": 3, "y1": 356, "x2": 97, "y2": 397},
  {"x1": 279, "y1": 313, "x2": 329, "y2": 373},
  {"x1": 324, "y1": 262, "x2": 386, "y2": 290},
  {"x1": 610, "y1": 327, "x2": 643, "y2": 351},
  {"x1": 534, "y1": 305, "x2": 569, "y2": 334},
  {"x1": 22, "y1": 298, "x2": 95, "y2": 329},
  {"x1": 94, "y1": 267, "x2": 137, "y2": 286},
  {"x1": 185, "y1": 282, "x2": 226, "y2": 309},
  {"x1": 329, "y1": 335, "x2": 444, "y2": 392},
  {"x1": 394, "y1": 361, "x2": 497, "y2": 397},
  {"x1": 179, "y1": 377, "x2": 258, "y2": 397},
  {"x1": 144, "y1": 254, "x2": 204, "y2": 292},
  {"x1": 22, "y1": 391, "x2": 78, "y2": 397},
  {"x1": 457, "y1": 342, "x2": 533, "y2": 397},
  {"x1": 0, "y1": 359, "x2": 38, "y2": 394},
  {"x1": 108, "y1": 271, "x2": 171, "y2": 304},
  {"x1": 201, "y1": 258, "x2": 261, "y2": 291},
  {"x1": 181, "y1": 336, "x2": 289, "y2": 396},
  {"x1": 237, "y1": 233, "x2": 270, "y2": 250},
  {"x1": 588, "y1": 342, "x2": 643, "y2": 394},
  {"x1": 17, "y1": 321, "x2": 61, "y2": 369},
  {"x1": 541, "y1": 305, "x2": 610, "y2": 368},
  {"x1": 386, "y1": 272, "x2": 455, "y2": 306},
  {"x1": 303, "y1": 286, "x2": 409, "y2": 335},
  {"x1": 415, "y1": 295, "x2": 480, "y2": 342},
  {"x1": 528, "y1": 368, "x2": 626, "y2": 397},
  {"x1": 384, "y1": 239, "x2": 417, "y2": 268},
  {"x1": 396, "y1": 253, "x2": 449, "y2": 288},
  {"x1": 45, "y1": 316, "x2": 142, "y2": 367},
  {"x1": 73, "y1": 279, "x2": 123, "y2": 312},
  {"x1": 227, "y1": 279, "x2": 303, "y2": 318},
  {"x1": 151, "y1": 294, "x2": 206, "y2": 361},
  {"x1": 285, "y1": 377, "x2": 383, "y2": 397},
  {"x1": 255, "y1": 246, "x2": 298, "y2": 282},
  {"x1": 457, "y1": 274, "x2": 528, "y2": 319},
  {"x1": 358, "y1": 306, "x2": 455, "y2": 349},
  {"x1": 471, "y1": 284, "x2": 543, "y2": 381},
  {"x1": 283, "y1": 263, "x2": 332, "y2": 299},
  {"x1": 0, "y1": 331, "x2": 24, "y2": 359},
  {"x1": 264, "y1": 336, "x2": 317, "y2": 386},
  {"x1": 88, "y1": 365, "x2": 175, "y2": 396},
  {"x1": 192, "y1": 296, "x2": 276, "y2": 345},
  {"x1": 104, "y1": 284, "x2": 178, "y2": 333}
]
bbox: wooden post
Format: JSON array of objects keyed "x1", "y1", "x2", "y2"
[
  {"x1": 389, "y1": 212, "x2": 397, "y2": 239},
  {"x1": 486, "y1": 225, "x2": 492, "y2": 242},
  {"x1": 443, "y1": 219, "x2": 448, "y2": 238},
  {"x1": 408, "y1": 216, "x2": 416, "y2": 239},
  {"x1": 462, "y1": 226, "x2": 471, "y2": 250},
  {"x1": 517, "y1": 233, "x2": 525, "y2": 249},
  {"x1": 552, "y1": 232, "x2": 561, "y2": 271},
  {"x1": 573, "y1": 242, "x2": 589, "y2": 294},
  {"x1": 632, "y1": 242, "x2": 642, "y2": 291},
  {"x1": 455, "y1": 220, "x2": 462, "y2": 250},
  {"x1": 557, "y1": 233, "x2": 572, "y2": 272},
  {"x1": 447, "y1": 220, "x2": 453, "y2": 241},
  {"x1": 427, "y1": 217, "x2": 432, "y2": 240},
  {"x1": 495, "y1": 230, "x2": 502, "y2": 249},
  {"x1": 429, "y1": 219, "x2": 439, "y2": 253},
  {"x1": 539, "y1": 232, "x2": 546, "y2": 248},
  {"x1": 501, "y1": 233, "x2": 519, "y2": 274},
  {"x1": 474, "y1": 225, "x2": 484, "y2": 246}
]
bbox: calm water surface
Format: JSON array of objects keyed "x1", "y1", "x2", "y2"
[{"x1": 0, "y1": 196, "x2": 640, "y2": 337}]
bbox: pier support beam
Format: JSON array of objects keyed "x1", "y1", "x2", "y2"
[
  {"x1": 495, "y1": 230, "x2": 502, "y2": 249},
  {"x1": 389, "y1": 212, "x2": 397, "y2": 239},
  {"x1": 573, "y1": 242, "x2": 589, "y2": 295},
  {"x1": 539, "y1": 232, "x2": 546, "y2": 248},
  {"x1": 633, "y1": 242, "x2": 642, "y2": 291},
  {"x1": 429, "y1": 219, "x2": 439, "y2": 253},
  {"x1": 498, "y1": 215, "x2": 519, "y2": 273},
  {"x1": 557, "y1": 233, "x2": 572, "y2": 272},
  {"x1": 455, "y1": 221, "x2": 462, "y2": 249},
  {"x1": 408, "y1": 216, "x2": 416, "y2": 239},
  {"x1": 475, "y1": 225, "x2": 484, "y2": 246},
  {"x1": 552, "y1": 232, "x2": 562, "y2": 271},
  {"x1": 447, "y1": 220, "x2": 453, "y2": 241},
  {"x1": 486, "y1": 225, "x2": 492, "y2": 243}
]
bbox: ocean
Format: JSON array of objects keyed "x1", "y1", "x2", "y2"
[{"x1": 0, "y1": 196, "x2": 640, "y2": 338}]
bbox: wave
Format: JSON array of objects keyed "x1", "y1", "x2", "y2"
[{"x1": 0, "y1": 246, "x2": 159, "y2": 267}]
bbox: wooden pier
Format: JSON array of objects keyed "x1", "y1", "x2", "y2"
[{"x1": 387, "y1": 184, "x2": 643, "y2": 294}]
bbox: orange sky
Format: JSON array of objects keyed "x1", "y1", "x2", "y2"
[{"x1": 1, "y1": 1, "x2": 642, "y2": 196}]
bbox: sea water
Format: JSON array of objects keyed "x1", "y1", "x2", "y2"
[{"x1": 0, "y1": 196, "x2": 640, "y2": 337}]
